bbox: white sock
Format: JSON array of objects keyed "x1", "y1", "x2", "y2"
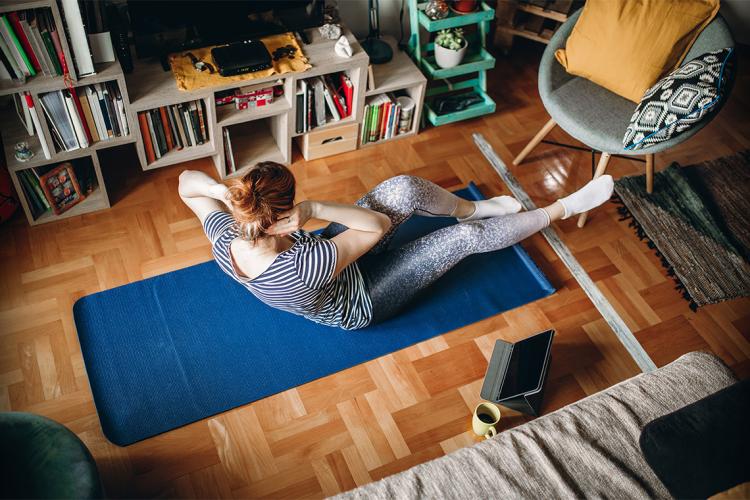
[
  {"x1": 558, "y1": 175, "x2": 614, "y2": 219},
  {"x1": 457, "y1": 195, "x2": 523, "y2": 221}
]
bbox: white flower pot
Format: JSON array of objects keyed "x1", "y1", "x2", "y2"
[{"x1": 434, "y1": 42, "x2": 467, "y2": 69}]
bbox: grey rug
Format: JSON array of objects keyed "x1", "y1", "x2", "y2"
[{"x1": 614, "y1": 151, "x2": 750, "y2": 308}]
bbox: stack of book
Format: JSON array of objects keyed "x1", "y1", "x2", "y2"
[
  {"x1": 38, "y1": 82, "x2": 129, "y2": 153},
  {"x1": 39, "y1": 82, "x2": 130, "y2": 151},
  {"x1": 0, "y1": 8, "x2": 70, "y2": 81},
  {"x1": 138, "y1": 100, "x2": 209, "y2": 165},
  {"x1": 361, "y1": 93, "x2": 402, "y2": 145},
  {"x1": 296, "y1": 72, "x2": 353, "y2": 134}
]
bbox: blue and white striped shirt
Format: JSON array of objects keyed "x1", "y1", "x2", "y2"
[{"x1": 203, "y1": 211, "x2": 373, "y2": 330}]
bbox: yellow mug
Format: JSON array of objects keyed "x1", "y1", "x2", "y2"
[{"x1": 472, "y1": 402, "x2": 501, "y2": 439}]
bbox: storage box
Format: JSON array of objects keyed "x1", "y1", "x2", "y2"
[{"x1": 296, "y1": 122, "x2": 358, "y2": 161}]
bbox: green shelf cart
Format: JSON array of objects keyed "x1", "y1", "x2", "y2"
[{"x1": 408, "y1": 1, "x2": 497, "y2": 126}]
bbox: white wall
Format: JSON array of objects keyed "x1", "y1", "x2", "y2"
[
  {"x1": 337, "y1": 0, "x2": 409, "y2": 40},
  {"x1": 720, "y1": 0, "x2": 750, "y2": 45}
]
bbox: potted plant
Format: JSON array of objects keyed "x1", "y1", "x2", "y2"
[{"x1": 434, "y1": 28, "x2": 467, "y2": 69}]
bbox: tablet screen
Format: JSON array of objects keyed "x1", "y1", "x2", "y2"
[{"x1": 498, "y1": 330, "x2": 553, "y2": 400}]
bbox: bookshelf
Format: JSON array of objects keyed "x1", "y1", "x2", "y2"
[
  {"x1": 3, "y1": 18, "x2": 427, "y2": 225},
  {"x1": 0, "y1": 0, "x2": 136, "y2": 225}
]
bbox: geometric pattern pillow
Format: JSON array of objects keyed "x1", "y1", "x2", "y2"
[{"x1": 623, "y1": 47, "x2": 734, "y2": 151}]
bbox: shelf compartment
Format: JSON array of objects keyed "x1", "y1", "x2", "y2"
[
  {"x1": 224, "y1": 118, "x2": 287, "y2": 179},
  {"x1": 424, "y1": 84, "x2": 495, "y2": 126},
  {"x1": 216, "y1": 98, "x2": 291, "y2": 127},
  {"x1": 11, "y1": 155, "x2": 109, "y2": 225},
  {"x1": 417, "y1": 2, "x2": 494, "y2": 32},
  {"x1": 418, "y1": 45, "x2": 496, "y2": 79}
]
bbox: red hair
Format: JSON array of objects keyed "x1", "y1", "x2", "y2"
[{"x1": 227, "y1": 162, "x2": 296, "y2": 241}]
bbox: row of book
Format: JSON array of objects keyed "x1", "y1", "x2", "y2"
[
  {"x1": 138, "y1": 100, "x2": 210, "y2": 164},
  {"x1": 361, "y1": 93, "x2": 410, "y2": 145},
  {"x1": 0, "y1": 9, "x2": 69, "y2": 80},
  {"x1": 295, "y1": 72, "x2": 354, "y2": 134},
  {"x1": 38, "y1": 82, "x2": 129, "y2": 154},
  {"x1": 1, "y1": 0, "x2": 97, "y2": 82}
]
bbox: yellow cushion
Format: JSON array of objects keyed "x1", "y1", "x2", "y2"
[{"x1": 555, "y1": 0, "x2": 719, "y2": 102}]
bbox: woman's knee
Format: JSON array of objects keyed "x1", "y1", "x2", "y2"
[{"x1": 380, "y1": 175, "x2": 422, "y2": 197}]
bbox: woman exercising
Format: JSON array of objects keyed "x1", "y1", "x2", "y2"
[{"x1": 178, "y1": 163, "x2": 613, "y2": 330}]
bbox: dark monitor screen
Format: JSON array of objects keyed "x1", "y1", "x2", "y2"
[{"x1": 498, "y1": 330, "x2": 553, "y2": 400}]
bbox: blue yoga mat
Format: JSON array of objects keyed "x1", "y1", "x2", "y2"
[{"x1": 74, "y1": 184, "x2": 555, "y2": 446}]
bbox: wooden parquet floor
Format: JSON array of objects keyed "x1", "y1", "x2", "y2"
[{"x1": 1, "y1": 43, "x2": 749, "y2": 498}]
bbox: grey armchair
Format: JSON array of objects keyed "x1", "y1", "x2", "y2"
[{"x1": 513, "y1": 10, "x2": 735, "y2": 227}]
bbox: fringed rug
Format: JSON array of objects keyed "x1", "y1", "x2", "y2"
[{"x1": 614, "y1": 151, "x2": 750, "y2": 309}]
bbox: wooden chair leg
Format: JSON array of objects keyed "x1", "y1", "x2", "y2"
[
  {"x1": 577, "y1": 152, "x2": 612, "y2": 228},
  {"x1": 513, "y1": 118, "x2": 556, "y2": 165},
  {"x1": 646, "y1": 153, "x2": 654, "y2": 194}
]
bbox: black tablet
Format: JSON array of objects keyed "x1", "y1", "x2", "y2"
[{"x1": 480, "y1": 329, "x2": 554, "y2": 403}]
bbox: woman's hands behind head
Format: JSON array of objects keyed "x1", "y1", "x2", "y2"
[{"x1": 265, "y1": 200, "x2": 316, "y2": 236}]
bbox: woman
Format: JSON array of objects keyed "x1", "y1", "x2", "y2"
[{"x1": 178, "y1": 162, "x2": 613, "y2": 330}]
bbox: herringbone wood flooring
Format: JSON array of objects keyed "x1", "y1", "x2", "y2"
[{"x1": 1, "y1": 43, "x2": 749, "y2": 498}]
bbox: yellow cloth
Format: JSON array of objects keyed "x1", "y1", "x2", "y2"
[
  {"x1": 169, "y1": 32, "x2": 311, "y2": 91},
  {"x1": 555, "y1": 0, "x2": 720, "y2": 103}
]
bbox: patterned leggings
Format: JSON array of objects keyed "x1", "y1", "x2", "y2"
[{"x1": 321, "y1": 175, "x2": 549, "y2": 324}]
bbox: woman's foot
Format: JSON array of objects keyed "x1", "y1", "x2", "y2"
[
  {"x1": 558, "y1": 175, "x2": 614, "y2": 219},
  {"x1": 457, "y1": 195, "x2": 523, "y2": 221}
]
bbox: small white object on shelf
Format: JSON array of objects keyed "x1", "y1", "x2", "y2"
[{"x1": 334, "y1": 36, "x2": 352, "y2": 58}]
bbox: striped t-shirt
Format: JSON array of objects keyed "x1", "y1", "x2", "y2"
[{"x1": 203, "y1": 210, "x2": 373, "y2": 330}]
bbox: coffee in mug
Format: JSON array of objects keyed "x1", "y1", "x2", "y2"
[{"x1": 472, "y1": 402, "x2": 501, "y2": 439}]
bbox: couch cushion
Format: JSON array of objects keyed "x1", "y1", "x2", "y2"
[
  {"x1": 639, "y1": 379, "x2": 750, "y2": 498},
  {"x1": 555, "y1": 0, "x2": 719, "y2": 103}
]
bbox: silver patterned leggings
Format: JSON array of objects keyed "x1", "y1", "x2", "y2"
[{"x1": 321, "y1": 175, "x2": 550, "y2": 324}]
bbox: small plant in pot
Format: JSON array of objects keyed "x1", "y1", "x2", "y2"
[{"x1": 434, "y1": 28, "x2": 467, "y2": 69}]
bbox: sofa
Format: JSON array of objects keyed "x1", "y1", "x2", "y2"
[{"x1": 337, "y1": 352, "x2": 739, "y2": 499}]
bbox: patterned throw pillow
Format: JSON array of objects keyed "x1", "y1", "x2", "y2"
[{"x1": 623, "y1": 48, "x2": 734, "y2": 151}]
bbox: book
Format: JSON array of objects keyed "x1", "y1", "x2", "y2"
[
  {"x1": 9, "y1": 12, "x2": 41, "y2": 73},
  {"x1": 26, "y1": 169, "x2": 50, "y2": 210},
  {"x1": 60, "y1": 0, "x2": 95, "y2": 76},
  {"x1": 23, "y1": 92, "x2": 51, "y2": 158},
  {"x1": 40, "y1": 90, "x2": 79, "y2": 151},
  {"x1": 151, "y1": 109, "x2": 167, "y2": 154},
  {"x1": 145, "y1": 111, "x2": 161, "y2": 159},
  {"x1": 223, "y1": 128, "x2": 235, "y2": 175},
  {"x1": 172, "y1": 105, "x2": 188, "y2": 149},
  {"x1": 321, "y1": 79, "x2": 340, "y2": 122},
  {"x1": 324, "y1": 74, "x2": 346, "y2": 118},
  {"x1": 306, "y1": 84, "x2": 313, "y2": 132},
  {"x1": 0, "y1": 43, "x2": 15, "y2": 79},
  {"x1": 18, "y1": 169, "x2": 45, "y2": 217},
  {"x1": 28, "y1": 11, "x2": 53, "y2": 75},
  {"x1": 70, "y1": 87, "x2": 93, "y2": 143},
  {"x1": 159, "y1": 106, "x2": 174, "y2": 150},
  {"x1": 13, "y1": 92, "x2": 33, "y2": 135},
  {"x1": 21, "y1": 12, "x2": 48, "y2": 76},
  {"x1": 48, "y1": 12, "x2": 69, "y2": 76},
  {"x1": 312, "y1": 77, "x2": 326, "y2": 128},
  {"x1": 295, "y1": 80, "x2": 305, "y2": 134},
  {"x1": 94, "y1": 84, "x2": 112, "y2": 137},
  {"x1": 77, "y1": 88, "x2": 99, "y2": 143},
  {"x1": 197, "y1": 100, "x2": 207, "y2": 141},
  {"x1": 101, "y1": 83, "x2": 119, "y2": 136},
  {"x1": 182, "y1": 104, "x2": 196, "y2": 147},
  {"x1": 0, "y1": 18, "x2": 26, "y2": 78},
  {"x1": 340, "y1": 73, "x2": 354, "y2": 118},
  {"x1": 361, "y1": 104, "x2": 370, "y2": 144},
  {"x1": 188, "y1": 101, "x2": 202, "y2": 144},
  {"x1": 167, "y1": 106, "x2": 182, "y2": 150},
  {"x1": 85, "y1": 86, "x2": 106, "y2": 140},
  {"x1": 63, "y1": 89, "x2": 88, "y2": 148},
  {"x1": 38, "y1": 11, "x2": 62, "y2": 75},
  {"x1": 0, "y1": 15, "x2": 34, "y2": 76},
  {"x1": 138, "y1": 112, "x2": 155, "y2": 164},
  {"x1": 112, "y1": 84, "x2": 129, "y2": 136}
]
